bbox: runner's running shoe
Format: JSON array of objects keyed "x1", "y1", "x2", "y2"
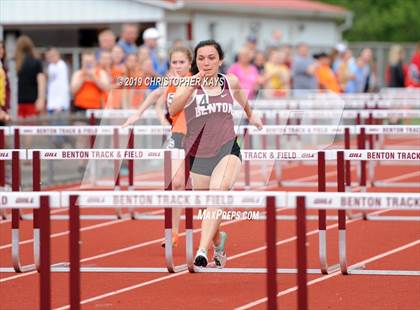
[{"x1": 194, "y1": 248, "x2": 208, "y2": 267}]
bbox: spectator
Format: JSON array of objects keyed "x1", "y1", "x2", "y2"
[
  {"x1": 283, "y1": 44, "x2": 292, "y2": 69},
  {"x1": 0, "y1": 40, "x2": 10, "y2": 124},
  {"x1": 337, "y1": 49, "x2": 357, "y2": 93},
  {"x1": 97, "y1": 50, "x2": 113, "y2": 106},
  {"x1": 405, "y1": 43, "x2": 420, "y2": 88},
  {"x1": 330, "y1": 48, "x2": 340, "y2": 71},
  {"x1": 355, "y1": 48, "x2": 373, "y2": 92},
  {"x1": 234, "y1": 35, "x2": 258, "y2": 63},
  {"x1": 46, "y1": 48, "x2": 70, "y2": 113},
  {"x1": 71, "y1": 50, "x2": 109, "y2": 110},
  {"x1": 332, "y1": 43, "x2": 347, "y2": 73},
  {"x1": 117, "y1": 23, "x2": 139, "y2": 55},
  {"x1": 291, "y1": 43, "x2": 317, "y2": 97},
  {"x1": 227, "y1": 47, "x2": 261, "y2": 99},
  {"x1": 106, "y1": 45, "x2": 126, "y2": 109},
  {"x1": 141, "y1": 27, "x2": 168, "y2": 90},
  {"x1": 98, "y1": 50, "x2": 113, "y2": 77},
  {"x1": 386, "y1": 45, "x2": 407, "y2": 88},
  {"x1": 172, "y1": 39, "x2": 185, "y2": 48},
  {"x1": 111, "y1": 45, "x2": 126, "y2": 72},
  {"x1": 254, "y1": 50, "x2": 266, "y2": 74},
  {"x1": 96, "y1": 29, "x2": 116, "y2": 59},
  {"x1": 137, "y1": 46, "x2": 150, "y2": 67},
  {"x1": 123, "y1": 53, "x2": 146, "y2": 109},
  {"x1": 141, "y1": 57, "x2": 156, "y2": 87},
  {"x1": 244, "y1": 35, "x2": 257, "y2": 62},
  {"x1": 314, "y1": 52, "x2": 341, "y2": 93},
  {"x1": 15, "y1": 35, "x2": 46, "y2": 117},
  {"x1": 264, "y1": 48, "x2": 290, "y2": 97}
]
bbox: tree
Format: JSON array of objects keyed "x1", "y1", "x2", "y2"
[{"x1": 320, "y1": 0, "x2": 420, "y2": 42}]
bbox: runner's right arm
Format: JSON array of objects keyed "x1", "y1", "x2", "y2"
[
  {"x1": 155, "y1": 92, "x2": 171, "y2": 126},
  {"x1": 170, "y1": 72, "x2": 204, "y2": 116}
]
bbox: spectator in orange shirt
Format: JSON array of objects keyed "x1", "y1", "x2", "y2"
[
  {"x1": 106, "y1": 45, "x2": 126, "y2": 109},
  {"x1": 123, "y1": 53, "x2": 147, "y2": 109},
  {"x1": 71, "y1": 50, "x2": 109, "y2": 111},
  {"x1": 314, "y1": 52, "x2": 341, "y2": 93}
]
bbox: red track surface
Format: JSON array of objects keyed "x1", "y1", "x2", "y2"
[{"x1": 1, "y1": 158, "x2": 419, "y2": 309}]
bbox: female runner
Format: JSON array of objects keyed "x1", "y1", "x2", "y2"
[
  {"x1": 170, "y1": 40, "x2": 263, "y2": 267},
  {"x1": 124, "y1": 46, "x2": 192, "y2": 247}
]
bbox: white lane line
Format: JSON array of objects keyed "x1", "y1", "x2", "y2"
[
  {"x1": 235, "y1": 239, "x2": 420, "y2": 310},
  {"x1": 0, "y1": 210, "x2": 164, "y2": 250},
  {"x1": 52, "y1": 209, "x2": 390, "y2": 309},
  {"x1": 0, "y1": 214, "x2": 249, "y2": 283},
  {"x1": 380, "y1": 170, "x2": 420, "y2": 183}
]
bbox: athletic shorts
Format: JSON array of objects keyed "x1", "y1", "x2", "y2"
[
  {"x1": 189, "y1": 139, "x2": 242, "y2": 176},
  {"x1": 18, "y1": 103, "x2": 37, "y2": 118},
  {"x1": 167, "y1": 132, "x2": 184, "y2": 149}
]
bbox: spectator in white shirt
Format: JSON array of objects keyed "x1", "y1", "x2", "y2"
[{"x1": 46, "y1": 48, "x2": 70, "y2": 113}]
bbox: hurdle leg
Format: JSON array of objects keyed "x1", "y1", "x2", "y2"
[
  {"x1": 11, "y1": 208, "x2": 23, "y2": 272},
  {"x1": 365, "y1": 117, "x2": 376, "y2": 187},
  {"x1": 296, "y1": 196, "x2": 308, "y2": 310},
  {"x1": 243, "y1": 128, "x2": 251, "y2": 189},
  {"x1": 266, "y1": 196, "x2": 277, "y2": 310},
  {"x1": 261, "y1": 115, "x2": 269, "y2": 183},
  {"x1": 185, "y1": 208, "x2": 195, "y2": 273},
  {"x1": 12, "y1": 151, "x2": 36, "y2": 273},
  {"x1": 33, "y1": 210, "x2": 41, "y2": 272},
  {"x1": 69, "y1": 195, "x2": 80, "y2": 310},
  {"x1": 275, "y1": 160, "x2": 282, "y2": 187},
  {"x1": 89, "y1": 116, "x2": 97, "y2": 188},
  {"x1": 317, "y1": 151, "x2": 329, "y2": 274},
  {"x1": 128, "y1": 129, "x2": 136, "y2": 219},
  {"x1": 344, "y1": 127, "x2": 351, "y2": 193},
  {"x1": 274, "y1": 117, "x2": 282, "y2": 186},
  {"x1": 12, "y1": 139, "x2": 21, "y2": 223},
  {"x1": 33, "y1": 151, "x2": 41, "y2": 272},
  {"x1": 358, "y1": 128, "x2": 368, "y2": 220},
  {"x1": 344, "y1": 130, "x2": 364, "y2": 219},
  {"x1": 183, "y1": 153, "x2": 196, "y2": 273},
  {"x1": 39, "y1": 196, "x2": 51, "y2": 310},
  {"x1": 11, "y1": 209, "x2": 37, "y2": 272},
  {"x1": 164, "y1": 208, "x2": 175, "y2": 272},
  {"x1": 338, "y1": 214, "x2": 348, "y2": 275},
  {"x1": 112, "y1": 128, "x2": 126, "y2": 219},
  {"x1": 337, "y1": 151, "x2": 349, "y2": 274},
  {"x1": 163, "y1": 151, "x2": 187, "y2": 273}
]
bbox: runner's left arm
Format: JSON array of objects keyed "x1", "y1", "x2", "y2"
[{"x1": 227, "y1": 74, "x2": 263, "y2": 130}]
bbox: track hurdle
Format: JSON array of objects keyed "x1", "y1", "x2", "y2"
[
  {"x1": 27, "y1": 147, "x2": 183, "y2": 220},
  {"x1": 2, "y1": 189, "x2": 418, "y2": 309},
  {"x1": 296, "y1": 192, "x2": 420, "y2": 278},
  {"x1": 0, "y1": 191, "x2": 62, "y2": 310},
  {"x1": 0, "y1": 149, "x2": 41, "y2": 273},
  {"x1": 6, "y1": 124, "x2": 420, "y2": 190},
  {"x1": 337, "y1": 149, "x2": 420, "y2": 223}
]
